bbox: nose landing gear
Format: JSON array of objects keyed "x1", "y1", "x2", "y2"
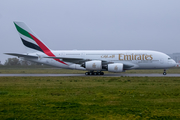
[{"x1": 163, "y1": 69, "x2": 167, "y2": 75}]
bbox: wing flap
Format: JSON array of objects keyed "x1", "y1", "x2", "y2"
[{"x1": 44, "y1": 56, "x2": 89, "y2": 64}]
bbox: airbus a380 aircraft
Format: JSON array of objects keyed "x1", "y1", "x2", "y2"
[{"x1": 5, "y1": 22, "x2": 177, "y2": 75}]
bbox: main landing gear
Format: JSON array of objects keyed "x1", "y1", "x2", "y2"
[
  {"x1": 85, "y1": 71, "x2": 104, "y2": 75},
  {"x1": 163, "y1": 69, "x2": 167, "y2": 75}
]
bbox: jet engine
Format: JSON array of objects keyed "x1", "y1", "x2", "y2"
[
  {"x1": 108, "y1": 63, "x2": 123, "y2": 72},
  {"x1": 82, "y1": 60, "x2": 102, "y2": 70}
]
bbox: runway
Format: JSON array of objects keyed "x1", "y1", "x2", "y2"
[{"x1": 0, "y1": 73, "x2": 180, "y2": 77}]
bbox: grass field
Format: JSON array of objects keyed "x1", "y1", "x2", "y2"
[
  {"x1": 0, "y1": 77, "x2": 180, "y2": 119},
  {"x1": 0, "y1": 66, "x2": 180, "y2": 74}
]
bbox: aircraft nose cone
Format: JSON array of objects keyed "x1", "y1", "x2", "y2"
[
  {"x1": 173, "y1": 60, "x2": 177, "y2": 67},
  {"x1": 168, "y1": 59, "x2": 177, "y2": 67}
]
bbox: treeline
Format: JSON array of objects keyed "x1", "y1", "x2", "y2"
[{"x1": 0, "y1": 58, "x2": 50, "y2": 68}]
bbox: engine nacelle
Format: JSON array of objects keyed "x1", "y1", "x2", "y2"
[
  {"x1": 84, "y1": 60, "x2": 102, "y2": 70},
  {"x1": 108, "y1": 63, "x2": 123, "y2": 72}
]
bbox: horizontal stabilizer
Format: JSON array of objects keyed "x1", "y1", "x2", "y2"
[{"x1": 4, "y1": 53, "x2": 38, "y2": 58}]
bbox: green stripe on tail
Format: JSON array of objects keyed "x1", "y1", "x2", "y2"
[{"x1": 14, "y1": 23, "x2": 33, "y2": 40}]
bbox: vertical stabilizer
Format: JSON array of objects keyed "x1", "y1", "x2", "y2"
[
  {"x1": 14, "y1": 21, "x2": 50, "y2": 54},
  {"x1": 13, "y1": 22, "x2": 68, "y2": 65}
]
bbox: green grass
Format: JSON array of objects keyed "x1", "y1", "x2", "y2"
[
  {"x1": 0, "y1": 77, "x2": 180, "y2": 119},
  {"x1": 0, "y1": 67, "x2": 180, "y2": 74}
]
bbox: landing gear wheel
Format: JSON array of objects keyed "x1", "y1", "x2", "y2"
[
  {"x1": 100, "y1": 72, "x2": 104, "y2": 75},
  {"x1": 163, "y1": 72, "x2": 166, "y2": 75},
  {"x1": 85, "y1": 72, "x2": 104, "y2": 75},
  {"x1": 97, "y1": 72, "x2": 101, "y2": 75},
  {"x1": 163, "y1": 69, "x2": 167, "y2": 75},
  {"x1": 85, "y1": 72, "x2": 89, "y2": 75}
]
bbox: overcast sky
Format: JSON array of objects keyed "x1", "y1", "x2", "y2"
[{"x1": 0, "y1": 0, "x2": 180, "y2": 63}]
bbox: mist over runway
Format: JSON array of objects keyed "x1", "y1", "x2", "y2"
[{"x1": 0, "y1": 74, "x2": 180, "y2": 77}]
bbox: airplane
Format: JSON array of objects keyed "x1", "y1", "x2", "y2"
[{"x1": 5, "y1": 22, "x2": 177, "y2": 75}]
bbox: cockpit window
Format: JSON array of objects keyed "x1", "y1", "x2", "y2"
[{"x1": 168, "y1": 58, "x2": 171, "y2": 60}]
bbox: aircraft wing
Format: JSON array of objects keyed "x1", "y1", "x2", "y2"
[
  {"x1": 44, "y1": 56, "x2": 135, "y2": 69},
  {"x1": 5, "y1": 54, "x2": 134, "y2": 69},
  {"x1": 4, "y1": 53, "x2": 38, "y2": 58},
  {"x1": 123, "y1": 64, "x2": 134, "y2": 69}
]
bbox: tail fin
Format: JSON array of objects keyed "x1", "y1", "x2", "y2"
[
  {"x1": 14, "y1": 21, "x2": 51, "y2": 54},
  {"x1": 12, "y1": 22, "x2": 68, "y2": 65}
]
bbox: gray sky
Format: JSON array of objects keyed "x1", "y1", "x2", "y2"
[{"x1": 0, "y1": 0, "x2": 180, "y2": 63}]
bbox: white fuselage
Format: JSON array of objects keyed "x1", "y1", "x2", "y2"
[{"x1": 26, "y1": 50, "x2": 176, "y2": 71}]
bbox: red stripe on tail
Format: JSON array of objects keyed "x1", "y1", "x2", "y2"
[{"x1": 29, "y1": 33, "x2": 68, "y2": 65}]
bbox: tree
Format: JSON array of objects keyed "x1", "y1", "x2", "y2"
[
  {"x1": 4, "y1": 57, "x2": 47, "y2": 67},
  {"x1": 4, "y1": 58, "x2": 20, "y2": 66}
]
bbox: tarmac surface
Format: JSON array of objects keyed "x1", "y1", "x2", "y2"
[{"x1": 0, "y1": 74, "x2": 180, "y2": 77}]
